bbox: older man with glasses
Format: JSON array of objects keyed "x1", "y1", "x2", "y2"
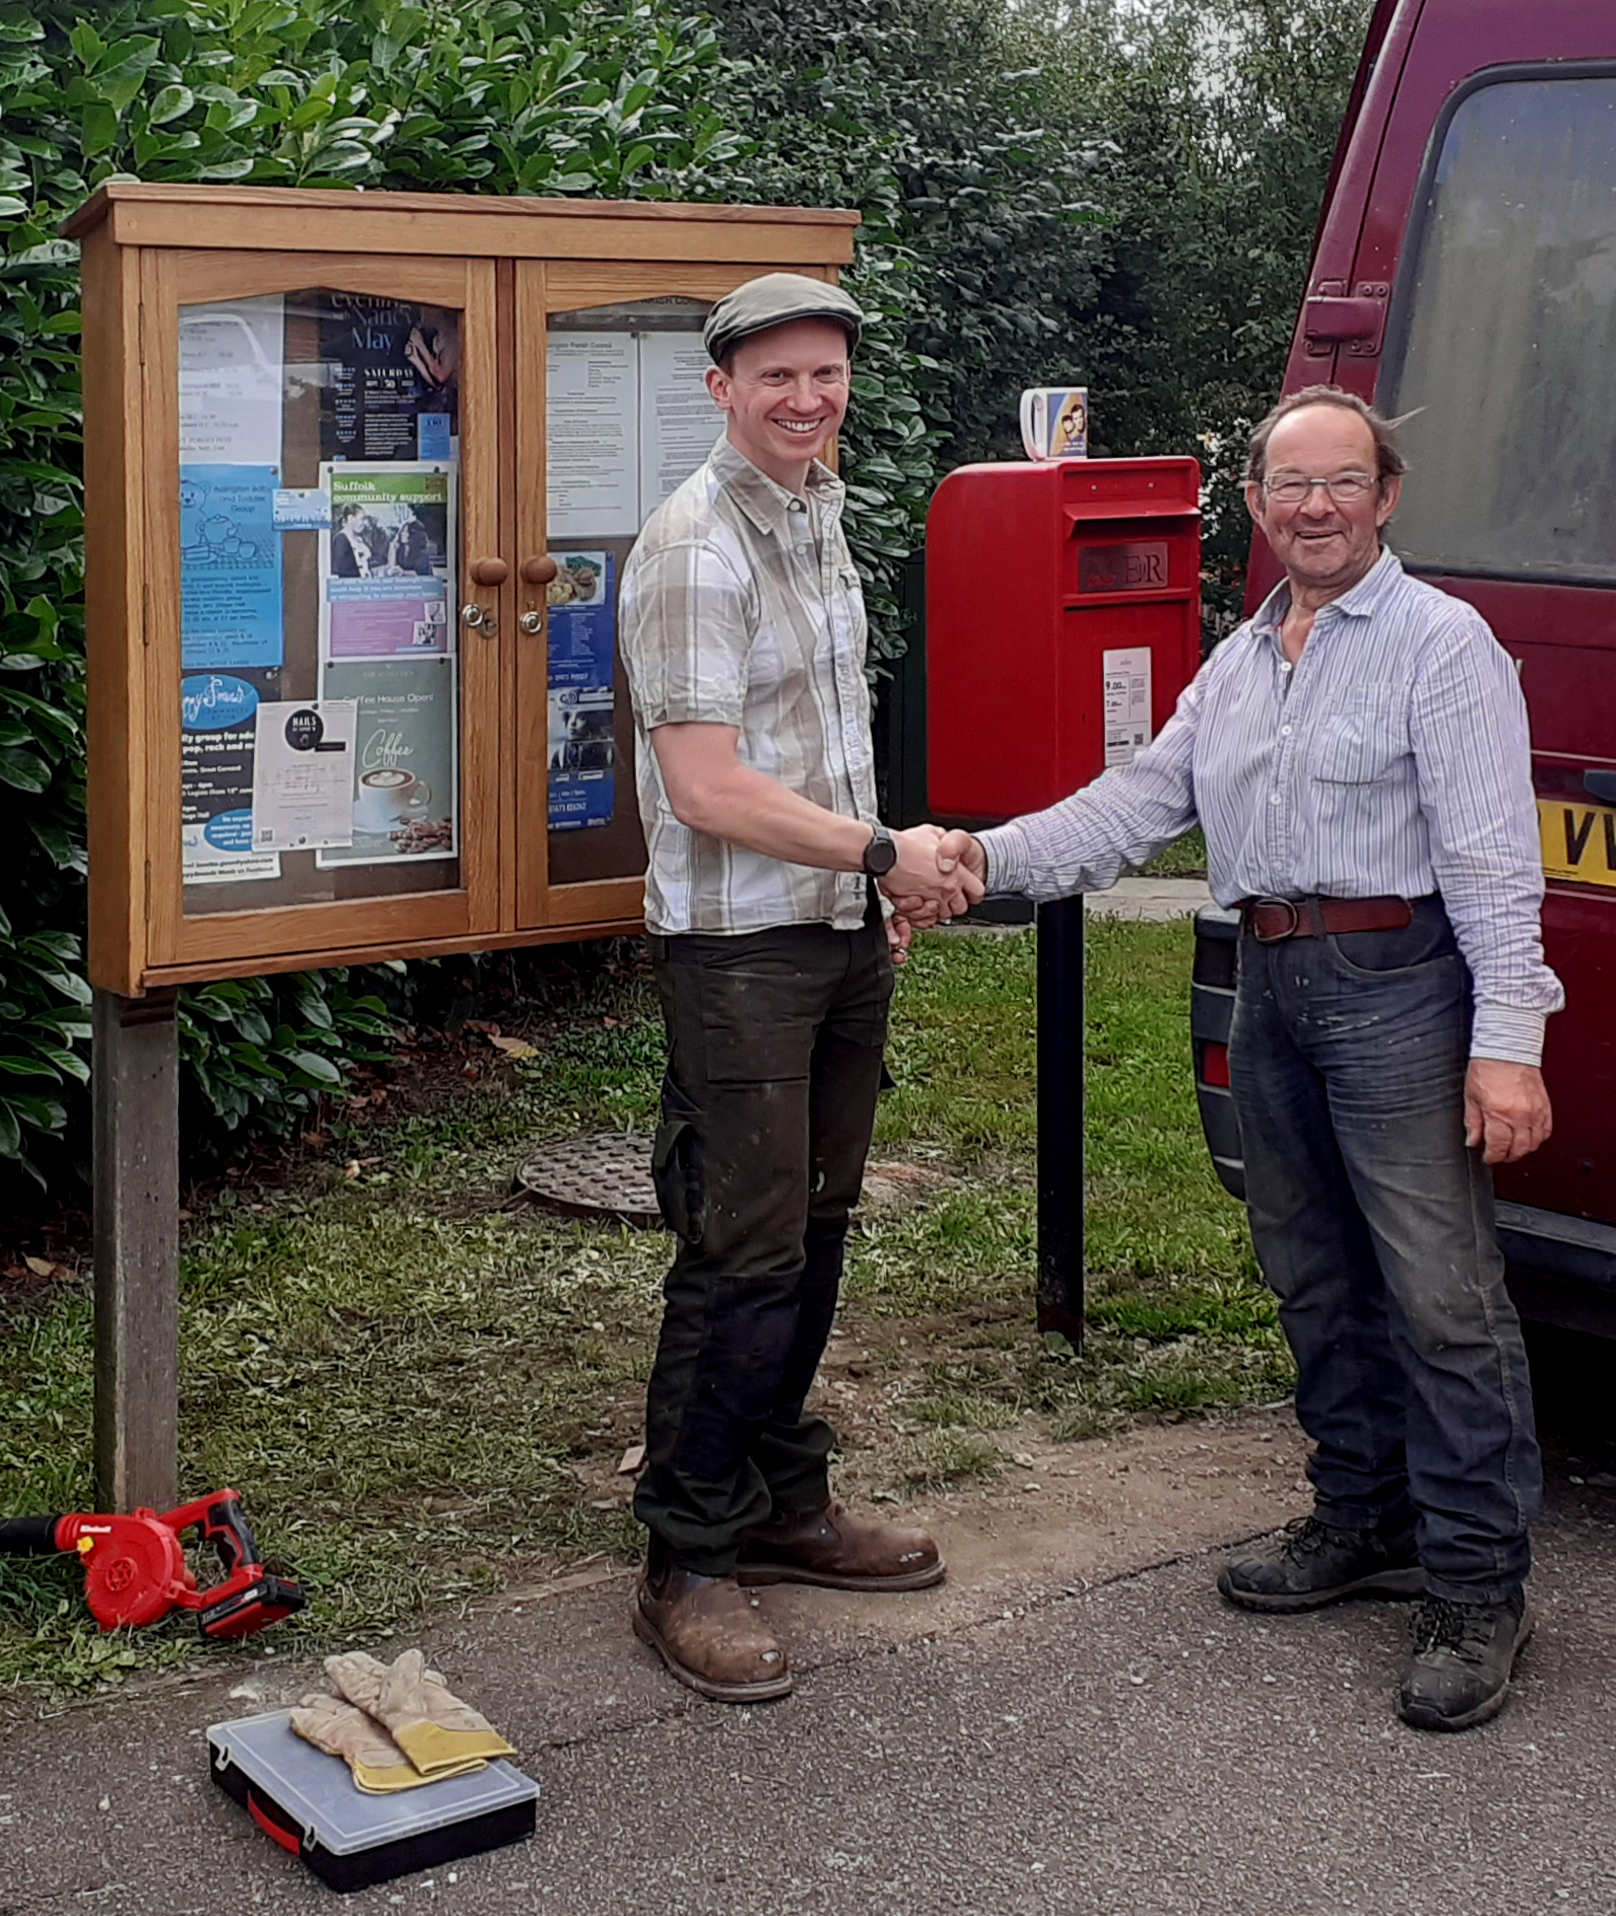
[{"x1": 925, "y1": 385, "x2": 1562, "y2": 1733}]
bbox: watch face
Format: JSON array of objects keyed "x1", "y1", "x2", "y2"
[{"x1": 866, "y1": 830, "x2": 897, "y2": 876}]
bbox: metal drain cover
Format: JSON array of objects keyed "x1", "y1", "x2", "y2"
[{"x1": 513, "y1": 1132, "x2": 662, "y2": 1228}]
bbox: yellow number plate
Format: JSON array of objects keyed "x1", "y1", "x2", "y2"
[{"x1": 1538, "y1": 798, "x2": 1616, "y2": 888}]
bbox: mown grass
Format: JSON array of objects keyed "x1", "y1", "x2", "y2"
[
  {"x1": 1139, "y1": 824, "x2": 1208, "y2": 879},
  {"x1": 0, "y1": 919, "x2": 1288, "y2": 1693}
]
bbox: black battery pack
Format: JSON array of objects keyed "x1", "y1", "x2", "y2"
[{"x1": 208, "y1": 1709, "x2": 540, "y2": 1893}]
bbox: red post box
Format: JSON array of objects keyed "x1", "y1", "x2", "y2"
[{"x1": 926, "y1": 457, "x2": 1202, "y2": 820}]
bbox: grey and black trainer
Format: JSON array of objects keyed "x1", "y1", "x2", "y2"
[
  {"x1": 1397, "y1": 1586, "x2": 1533, "y2": 1733},
  {"x1": 1217, "y1": 1514, "x2": 1425, "y2": 1613}
]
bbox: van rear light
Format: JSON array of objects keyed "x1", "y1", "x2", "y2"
[{"x1": 1200, "y1": 1041, "x2": 1231, "y2": 1088}]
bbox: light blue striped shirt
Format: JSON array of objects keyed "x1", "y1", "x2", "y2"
[{"x1": 979, "y1": 547, "x2": 1563, "y2": 1065}]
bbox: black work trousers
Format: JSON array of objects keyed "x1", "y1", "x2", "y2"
[{"x1": 635, "y1": 912, "x2": 893, "y2": 1575}]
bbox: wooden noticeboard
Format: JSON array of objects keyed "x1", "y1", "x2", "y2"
[
  {"x1": 64, "y1": 183, "x2": 859, "y2": 1511},
  {"x1": 67, "y1": 184, "x2": 860, "y2": 996}
]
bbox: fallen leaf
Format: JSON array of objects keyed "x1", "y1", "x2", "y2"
[
  {"x1": 303, "y1": 1132, "x2": 328, "y2": 1151},
  {"x1": 344, "y1": 1161, "x2": 361, "y2": 1180},
  {"x1": 487, "y1": 1035, "x2": 537, "y2": 1059},
  {"x1": 601, "y1": 1017, "x2": 619, "y2": 1029},
  {"x1": 23, "y1": 1256, "x2": 55, "y2": 1278},
  {"x1": 617, "y1": 1444, "x2": 646, "y2": 1476},
  {"x1": 465, "y1": 1020, "x2": 500, "y2": 1036}
]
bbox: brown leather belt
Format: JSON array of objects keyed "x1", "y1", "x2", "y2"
[{"x1": 1239, "y1": 895, "x2": 1413, "y2": 943}]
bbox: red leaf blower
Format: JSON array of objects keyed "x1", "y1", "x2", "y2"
[{"x1": 0, "y1": 1489, "x2": 305, "y2": 1640}]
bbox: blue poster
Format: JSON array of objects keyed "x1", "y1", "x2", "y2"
[
  {"x1": 180, "y1": 463, "x2": 284, "y2": 670},
  {"x1": 546, "y1": 550, "x2": 616, "y2": 831}
]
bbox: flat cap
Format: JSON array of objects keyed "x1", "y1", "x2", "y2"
[{"x1": 703, "y1": 272, "x2": 863, "y2": 365}]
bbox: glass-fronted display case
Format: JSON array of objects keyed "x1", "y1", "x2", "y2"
[{"x1": 69, "y1": 186, "x2": 858, "y2": 993}]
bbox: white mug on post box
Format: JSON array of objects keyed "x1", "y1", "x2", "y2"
[
  {"x1": 1019, "y1": 386, "x2": 1089, "y2": 461},
  {"x1": 354, "y1": 766, "x2": 432, "y2": 836}
]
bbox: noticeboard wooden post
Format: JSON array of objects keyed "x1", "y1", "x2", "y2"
[{"x1": 66, "y1": 184, "x2": 860, "y2": 1506}]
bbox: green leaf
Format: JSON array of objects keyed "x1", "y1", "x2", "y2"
[
  {"x1": 31, "y1": 969, "x2": 93, "y2": 1007},
  {"x1": 148, "y1": 84, "x2": 193, "y2": 125},
  {"x1": 69, "y1": 23, "x2": 106, "y2": 67},
  {"x1": 0, "y1": 749, "x2": 49, "y2": 793},
  {"x1": 81, "y1": 102, "x2": 119, "y2": 157},
  {"x1": 37, "y1": 1046, "x2": 89, "y2": 1085},
  {"x1": 286, "y1": 1050, "x2": 342, "y2": 1085}
]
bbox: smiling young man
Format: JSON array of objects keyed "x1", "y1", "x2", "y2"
[
  {"x1": 617, "y1": 274, "x2": 977, "y2": 1704},
  {"x1": 919, "y1": 387, "x2": 1562, "y2": 1733}
]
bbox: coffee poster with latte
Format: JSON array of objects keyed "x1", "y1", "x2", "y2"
[{"x1": 315, "y1": 656, "x2": 458, "y2": 867}]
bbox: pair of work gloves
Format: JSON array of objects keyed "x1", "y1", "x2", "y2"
[{"x1": 291, "y1": 1649, "x2": 516, "y2": 1795}]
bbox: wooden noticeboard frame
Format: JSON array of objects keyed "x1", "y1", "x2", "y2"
[
  {"x1": 65, "y1": 183, "x2": 859, "y2": 1510},
  {"x1": 68, "y1": 183, "x2": 860, "y2": 999}
]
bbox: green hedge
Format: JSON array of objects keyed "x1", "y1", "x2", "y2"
[{"x1": 0, "y1": 0, "x2": 805, "y2": 1188}]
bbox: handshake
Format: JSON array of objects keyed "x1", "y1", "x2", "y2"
[{"x1": 877, "y1": 825, "x2": 987, "y2": 950}]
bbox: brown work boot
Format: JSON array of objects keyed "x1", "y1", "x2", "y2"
[
  {"x1": 736, "y1": 1499, "x2": 946, "y2": 1592},
  {"x1": 632, "y1": 1564, "x2": 793, "y2": 1704}
]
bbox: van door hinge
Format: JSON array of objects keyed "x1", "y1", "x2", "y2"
[{"x1": 1302, "y1": 281, "x2": 1389, "y2": 358}]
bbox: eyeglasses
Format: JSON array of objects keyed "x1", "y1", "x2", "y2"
[{"x1": 1261, "y1": 471, "x2": 1378, "y2": 505}]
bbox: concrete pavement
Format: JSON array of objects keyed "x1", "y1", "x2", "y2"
[
  {"x1": 1084, "y1": 876, "x2": 1215, "y2": 922},
  {"x1": 4, "y1": 1408, "x2": 1613, "y2": 1914},
  {"x1": 941, "y1": 877, "x2": 1215, "y2": 935}
]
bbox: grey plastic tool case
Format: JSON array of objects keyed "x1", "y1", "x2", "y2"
[{"x1": 208, "y1": 1708, "x2": 540, "y2": 1892}]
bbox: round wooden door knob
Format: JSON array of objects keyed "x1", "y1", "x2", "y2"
[
  {"x1": 520, "y1": 555, "x2": 559, "y2": 587},
  {"x1": 470, "y1": 556, "x2": 509, "y2": 587}
]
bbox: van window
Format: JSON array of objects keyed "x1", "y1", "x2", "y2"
[{"x1": 1382, "y1": 73, "x2": 1616, "y2": 584}]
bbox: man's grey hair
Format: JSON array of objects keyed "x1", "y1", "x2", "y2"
[{"x1": 1245, "y1": 384, "x2": 1411, "y2": 488}]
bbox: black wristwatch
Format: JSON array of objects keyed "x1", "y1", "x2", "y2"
[{"x1": 861, "y1": 823, "x2": 898, "y2": 877}]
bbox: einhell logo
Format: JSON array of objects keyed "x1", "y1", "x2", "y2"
[{"x1": 1079, "y1": 541, "x2": 1169, "y2": 593}]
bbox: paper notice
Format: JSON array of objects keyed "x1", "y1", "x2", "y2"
[
  {"x1": 316, "y1": 657, "x2": 458, "y2": 866},
  {"x1": 181, "y1": 668, "x2": 281, "y2": 885},
  {"x1": 1103, "y1": 647, "x2": 1153, "y2": 769},
  {"x1": 251, "y1": 700, "x2": 358, "y2": 852},
  {"x1": 547, "y1": 333, "x2": 638, "y2": 538},
  {"x1": 547, "y1": 550, "x2": 616, "y2": 832},
  {"x1": 638, "y1": 332, "x2": 718, "y2": 521},
  {"x1": 180, "y1": 464, "x2": 284, "y2": 671},
  {"x1": 321, "y1": 463, "x2": 455, "y2": 661},
  {"x1": 179, "y1": 296, "x2": 285, "y2": 464}
]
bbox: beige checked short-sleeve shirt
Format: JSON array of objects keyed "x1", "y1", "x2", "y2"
[{"x1": 619, "y1": 434, "x2": 880, "y2": 935}]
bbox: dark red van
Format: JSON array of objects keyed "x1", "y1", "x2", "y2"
[{"x1": 1193, "y1": 0, "x2": 1616, "y2": 1329}]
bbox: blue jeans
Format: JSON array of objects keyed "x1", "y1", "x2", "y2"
[{"x1": 1229, "y1": 897, "x2": 1540, "y2": 1603}]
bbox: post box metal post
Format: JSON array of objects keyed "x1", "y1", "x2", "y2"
[{"x1": 925, "y1": 457, "x2": 1202, "y2": 1338}]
